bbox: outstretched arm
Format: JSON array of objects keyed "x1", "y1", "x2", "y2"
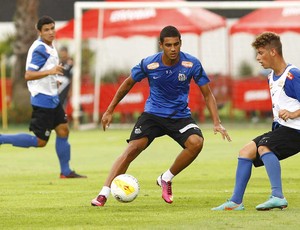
[
  {"x1": 199, "y1": 84, "x2": 231, "y2": 142},
  {"x1": 101, "y1": 75, "x2": 136, "y2": 131}
]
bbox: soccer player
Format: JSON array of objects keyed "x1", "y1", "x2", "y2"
[
  {"x1": 212, "y1": 32, "x2": 300, "y2": 211},
  {"x1": 91, "y1": 25, "x2": 231, "y2": 206},
  {"x1": 0, "y1": 16, "x2": 86, "y2": 179}
]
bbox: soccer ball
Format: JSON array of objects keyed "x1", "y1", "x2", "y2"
[{"x1": 111, "y1": 174, "x2": 140, "y2": 203}]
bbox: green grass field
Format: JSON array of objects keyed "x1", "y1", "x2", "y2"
[{"x1": 1, "y1": 124, "x2": 300, "y2": 230}]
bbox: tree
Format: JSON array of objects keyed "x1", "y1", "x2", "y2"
[{"x1": 11, "y1": 0, "x2": 39, "y2": 123}]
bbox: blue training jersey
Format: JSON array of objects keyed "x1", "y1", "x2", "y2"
[
  {"x1": 131, "y1": 51, "x2": 210, "y2": 118},
  {"x1": 26, "y1": 38, "x2": 60, "y2": 108}
]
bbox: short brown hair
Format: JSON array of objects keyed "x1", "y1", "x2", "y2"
[{"x1": 252, "y1": 32, "x2": 282, "y2": 56}]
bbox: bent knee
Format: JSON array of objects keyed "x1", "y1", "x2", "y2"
[
  {"x1": 257, "y1": 145, "x2": 271, "y2": 155},
  {"x1": 239, "y1": 144, "x2": 257, "y2": 159},
  {"x1": 37, "y1": 139, "x2": 48, "y2": 147},
  {"x1": 55, "y1": 124, "x2": 70, "y2": 137},
  {"x1": 185, "y1": 135, "x2": 203, "y2": 153}
]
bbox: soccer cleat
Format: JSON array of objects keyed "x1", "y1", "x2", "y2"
[
  {"x1": 60, "y1": 171, "x2": 87, "y2": 179},
  {"x1": 157, "y1": 175, "x2": 173, "y2": 204},
  {"x1": 211, "y1": 200, "x2": 245, "y2": 211},
  {"x1": 91, "y1": 195, "x2": 107, "y2": 207},
  {"x1": 256, "y1": 195, "x2": 288, "y2": 211}
]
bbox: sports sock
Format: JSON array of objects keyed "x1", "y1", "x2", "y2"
[
  {"x1": 162, "y1": 169, "x2": 174, "y2": 182},
  {"x1": 0, "y1": 133, "x2": 38, "y2": 147},
  {"x1": 260, "y1": 152, "x2": 283, "y2": 198},
  {"x1": 230, "y1": 157, "x2": 253, "y2": 204},
  {"x1": 99, "y1": 186, "x2": 111, "y2": 198},
  {"x1": 55, "y1": 136, "x2": 72, "y2": 176}
]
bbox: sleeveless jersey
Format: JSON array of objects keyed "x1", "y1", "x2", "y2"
[
  {"x1": 269, "y1": 65, "x2": 300, "y2": 130},
  {"x1": 26, "y1": 39, "x2": 59, "y2": 97}
]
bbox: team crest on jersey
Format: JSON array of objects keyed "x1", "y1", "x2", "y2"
[
  {"x1": 147, "y1": 62, "x2": 159, "y2": 70},
  {"x1": 287, "y1": 72, "x2": 294, "y2": 80},
  {"x1": 178, "y1": 73, "x2": 187, "y2": 81},
  {"x1": 181, "y1": 61, "x2": 193, "y2": 68}
]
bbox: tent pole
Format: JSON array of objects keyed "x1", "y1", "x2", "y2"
[
  {"x1": 72, "y1": 3, "x2": 83, "y2": 130},
  {"x1": 228, "y1": 28, "x2": 232, "y2": 77},
  {"x1": 93, "y1": 9, "x2": 104, "y2": 124},
  {"x1": 198, "y1": 35, "x2": 202, "y2": 63}
]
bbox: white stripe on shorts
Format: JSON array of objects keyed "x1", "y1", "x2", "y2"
[{"x1": 179, "y1": 123, "x2": 199, "y2": 133}]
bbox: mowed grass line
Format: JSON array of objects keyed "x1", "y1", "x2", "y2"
[{"x1": 0, "y1": 124, "x2": 300, "y2": 230}]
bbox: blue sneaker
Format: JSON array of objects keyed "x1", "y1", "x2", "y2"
[
  {"x1": 256, "y1": 196, "x2": 288, "y2": 211},
  {"x1": 211, "y1": 200, "x2": 245, "y2": 211}
]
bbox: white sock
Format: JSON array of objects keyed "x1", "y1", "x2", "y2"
[
  {"x1": 99, "y1": 186, "x2": 111, "y2": 198},
  {"x1": 162, "y1": 169, "x2": 174, "y2": 182}
]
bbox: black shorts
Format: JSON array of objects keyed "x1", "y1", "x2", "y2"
[
  {"x1": 127, "y1": 112, "x2": 203, "y2": 148},
  {"x1": 29, "y1": 104, "x2": 67, "y2": 141},
  {"x1": 252, "y1": 125, "x2": 300, "y2": 167}
]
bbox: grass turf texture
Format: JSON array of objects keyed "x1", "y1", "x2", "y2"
[{"x1": 1, "y1": 124, "x2": 300, "y2": 230}]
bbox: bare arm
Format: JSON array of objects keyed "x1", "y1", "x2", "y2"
[
  {"x1": 199, "y1": 84, "x2": 231, "y2": 141},
  {"x1": 24, "y1": 64, "x2": 64, "y2": 81},
  {"x1": 101, "y1": 75, "x2": 136, "y2": 131}
]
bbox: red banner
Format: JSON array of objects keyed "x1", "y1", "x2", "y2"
[{"x1": 231, "y1": 77, "x2": 272, "y2": 111}]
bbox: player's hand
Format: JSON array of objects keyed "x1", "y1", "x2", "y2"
[
  {"x1": 50, "y1": 64, "x2": 64, "y2": 76},
  {"x1": 214, "y1": 124, "x2": 231, "y2": 142},
  {"x1": 278, "y1": 109, "x2": 293, "y2": 121},
  {"x1": 101, "y1": 111, "x2": 113, "y2": 131}
]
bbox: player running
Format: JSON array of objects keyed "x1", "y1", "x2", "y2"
[{"x1": 0, "y1": 16, "x2": 86, "y2": 179}]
